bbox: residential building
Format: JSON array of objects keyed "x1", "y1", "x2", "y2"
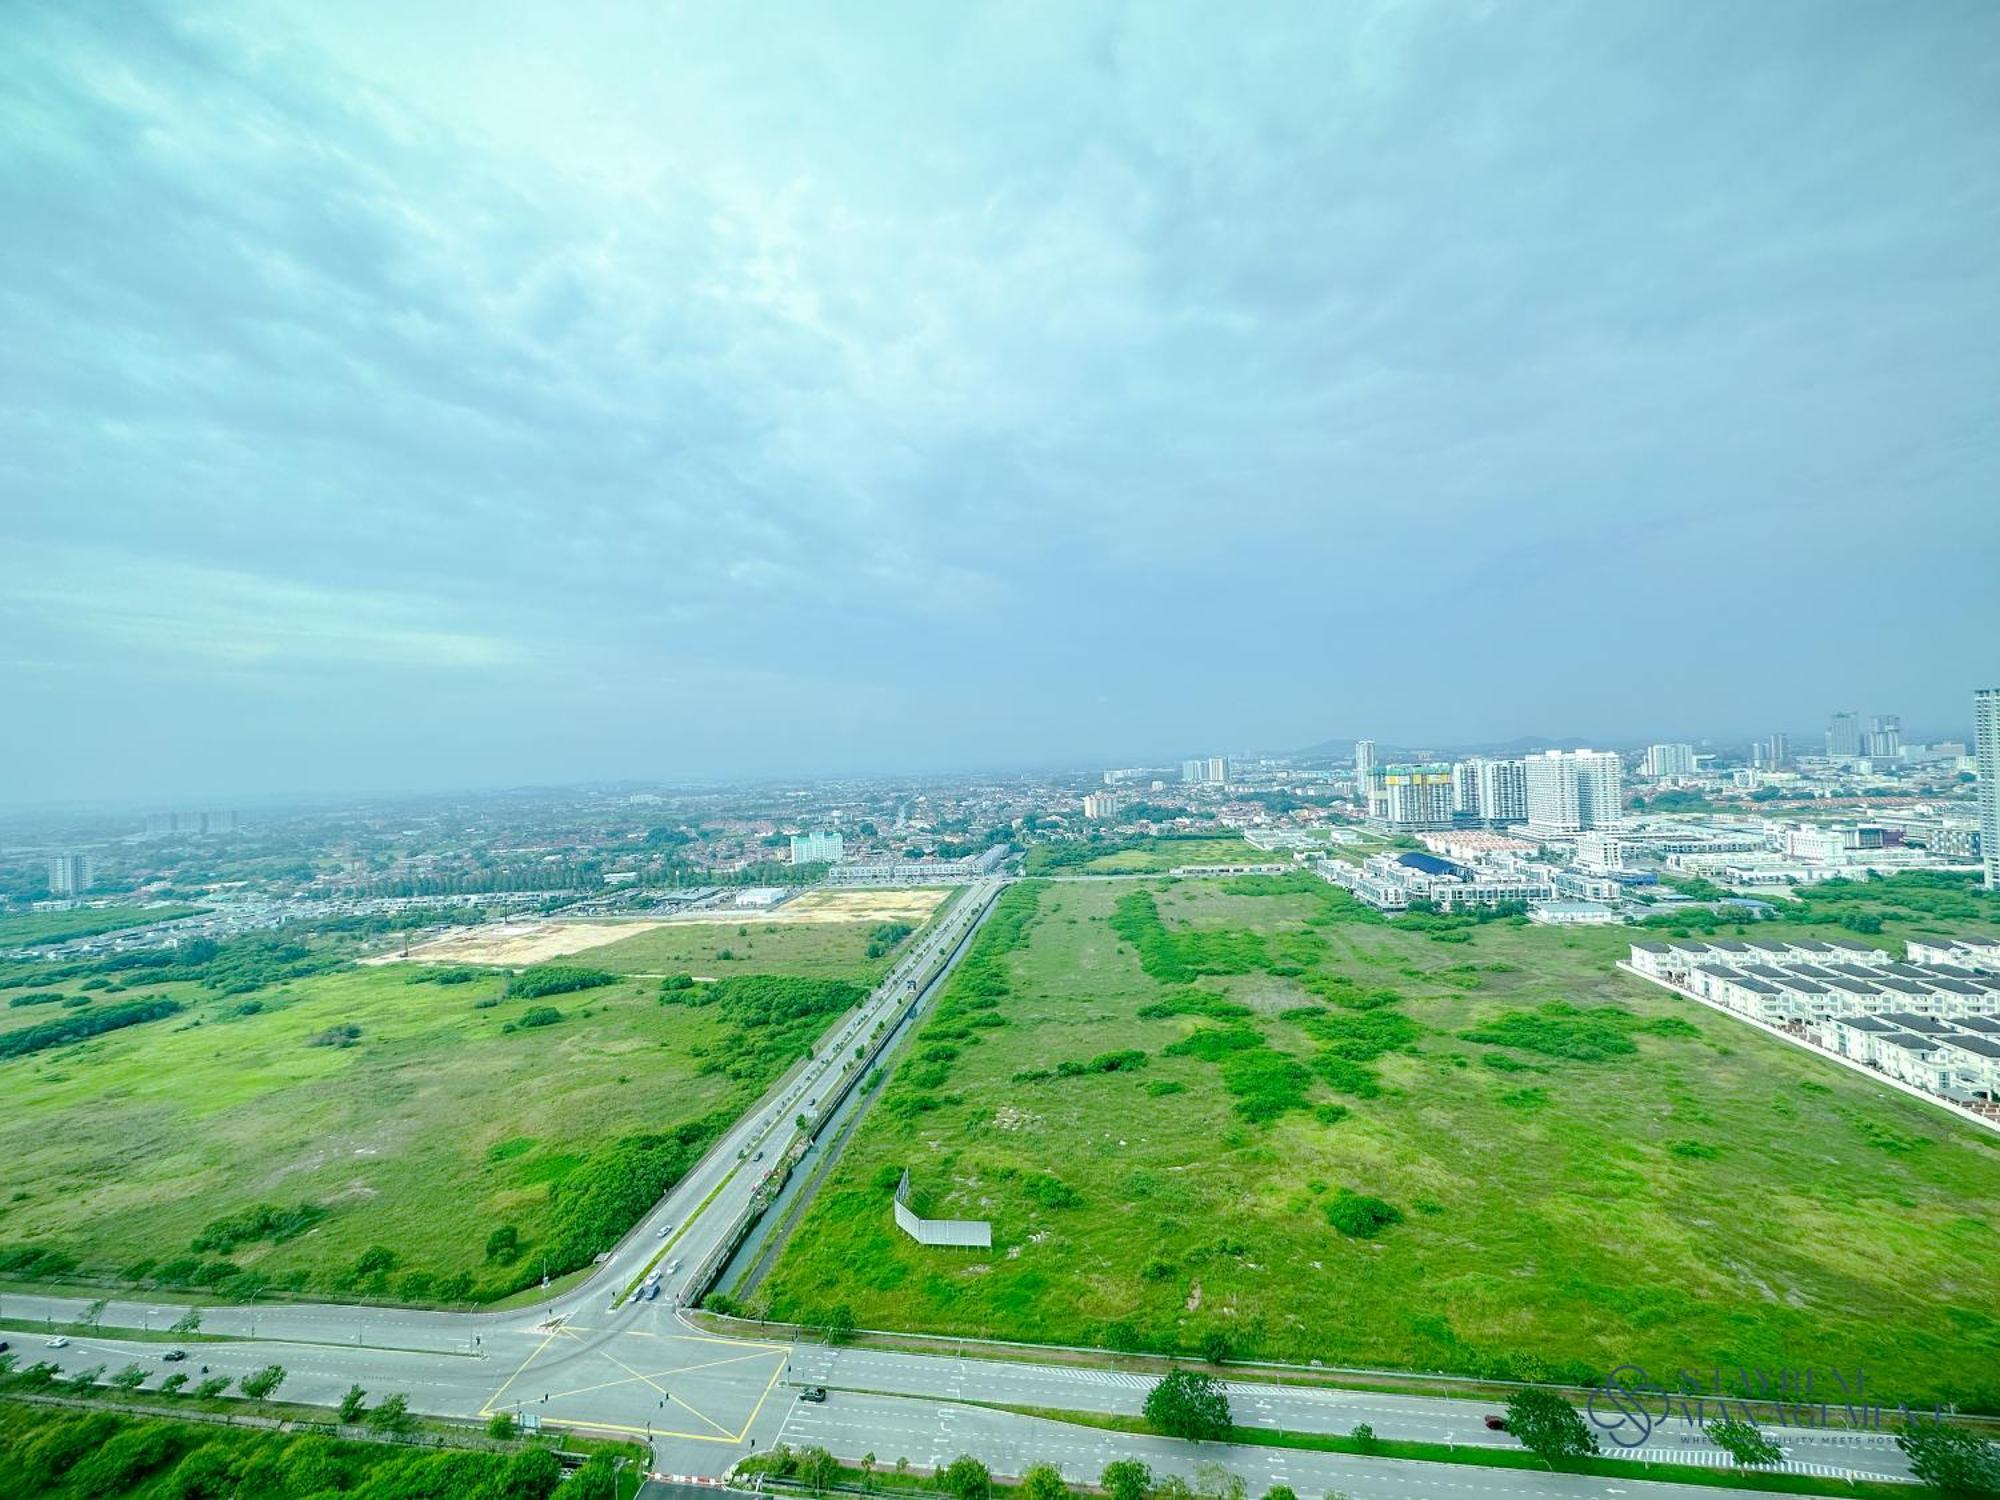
[
  {"x1": 1769, "y1": 731, "x2": 1790, "y2": 768},
  {"x1": 48, "y1": 853, "x2": 92, "y2": 898},
  {"x1": 1979, "y1": 688, "x2": 2000, "y2": 891},
  {"x1": 1353, "y1": 739, "x2": 1376, "y2": 787},
  {"x1": 1642, "y1": 743, "x2": 1696, "y2": 778},
  {"x1": 1081, "y1": 791, "x2": 1122, "y2": 821},
  {"x1": 789, "y1": 830, "x2": 845, "y2": 864},
  {"x1": 1826, "y1": 711, "x2": 1862, "y2": 758},
  {"x1": 1524, "y1": 749, "x2": 1624, "y2": 834},
  {"x1": 1376, "y1": 764, "x2": 1456, "y2": 831},
  {"x1": 1869, "y1": 714, "x2": 1903, "y2": 760},
  {"x1": 1452, "y1": 756, "x2": 1527, "y2": 825},
  {"x1": 1207, "y1": 755, "x2": 1228, "y2": 786}
]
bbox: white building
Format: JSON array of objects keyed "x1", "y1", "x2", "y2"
[
  {"x1": 48, "y1": 852, "x2": 92, "y2": 897},
  {"x1": 1524, "y1": 749, "x2": 1624, "y2": 834},
  {"x1": 1372, "y1": 764, "x2": 1455, "y2": 831},
  {"x1": 1453, "y1": 757, "x2": 1527, "y2": 825},
  {"x1": 1081, "y1": 791, "x2": 1123, "y2": 821},
  {"x1": 1978, "y1": 687, "x2": 1999, "y2": 890},
  {"x1": 789, "y1": 830, "x2": 845, "y2": 864},
  {"x1": 1642, "y1": 743, "x2": 1697, "y2": 778}
]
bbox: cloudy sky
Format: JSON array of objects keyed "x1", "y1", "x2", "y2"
[{"x1": 3, "y1": 1, "x2": 1996, "y2": 803}]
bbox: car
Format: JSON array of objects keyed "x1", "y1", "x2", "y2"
[
  {"x1": 45, "y1": 1336, "x2": 68, "y2": 1348},
  {"x1": 798, "y1": 1386, "x2": 828, "y2": 1403},
  {"x1": 752, "y1": 1150, "x2": 763, "y2": 1160},
  {"x1": 1484, "y1": 1415, "x2": 1509, "y2": 1431},
  {"x1": 656, "y1": 1224, "x2": 671, "y2": 1238},
  {"x1": 162, "y1": 1349, "x2": 189, "y2": 1362}
]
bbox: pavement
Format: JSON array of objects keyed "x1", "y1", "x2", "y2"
[{"x1": 0, "y1": 875, "x2": 1918, "y2": 1496}]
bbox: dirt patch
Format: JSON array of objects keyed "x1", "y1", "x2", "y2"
[{"x1": 365, "y1": 920, "x2": 666, "y2": 968}]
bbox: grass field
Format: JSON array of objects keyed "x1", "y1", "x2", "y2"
[
  {"x1": 1024, "y1": 837, "x2": 1268, "y2": 876},
  {"x1": 756, "y1": 874, "x2": 2000, "y2": 1410},
  {"x1": 585, "y1": 916, "x2": 912, "y2": 978},
  {"x1": 0, "y1": 914, "x2": 918, "y2": 1304},
  {"x1": 0, "y1": 905, "x2": 203, "y2": 947}
]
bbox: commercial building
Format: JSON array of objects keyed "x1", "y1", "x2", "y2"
[
  {"x1": 48, "y1": 853, "x2": 93, "y2": 898},
  {"x1": 1523, "y1": 749, "x2": 1623, "y2": 834},
  {"x1": 789, "y1": 830, "x2": 845, "y2": 864},
  {"x1": 1642, "y1": 743, "x2": 1697, "y2": 778},
  {"x1": 1979, "y1": 688, "x2": 2000, "y2": 891}
]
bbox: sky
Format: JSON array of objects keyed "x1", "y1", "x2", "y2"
[{"x1": 3, "y1": 1, "x2": 1997, "y2": 804}]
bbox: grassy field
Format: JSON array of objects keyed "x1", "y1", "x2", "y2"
[
  {"x1": 0, "y1": 905, "x2": 203, "y2": 947},
  {"x1": 757, "y1": 874, "x2": 2000, "y2": 1410},
  {"x1": 586, "y1": 917, "x2": 910, "y2": 979},
  {"x1": 0, "y1": 915, "x2": 915, "y2": 1303},
  {"x1": 1024, "y1": 836, "x2": 1269, "y2": 876}
]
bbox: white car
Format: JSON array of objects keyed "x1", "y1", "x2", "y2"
[
  {"x1": 656, "y1": 1224, "x2": 671, "y2": 1238},
  {"x1": 45, "y1": 1335, "x2": 68, "y2": 1348}
]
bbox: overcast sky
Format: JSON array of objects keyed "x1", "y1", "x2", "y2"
[{"x1": 4, "y1": 2, "x2": 1996, "y2": 804}]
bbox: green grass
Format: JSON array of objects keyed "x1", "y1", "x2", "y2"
[
  {"x1": 585, "y1": 917, "x2": 908, "y2": 979},
  {"x1": 970, "y1": 1402, "x2": 1910, "y2": 1498},
  {"x1": 758, "y1": 873, "x2": 2000, "y2": 1411},
  {"x1": 1024, "y1": 837, "x2": 1270, "y2": 876},
  {"x1": 0, "y1": 957, "x2": 839, "y2": 1305},
  {"x1": 0, "y1": 906, "x2": 203, "y2": 948}
]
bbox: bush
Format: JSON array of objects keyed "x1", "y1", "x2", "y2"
[
  {"x1": 0, "y1": 997, "x2": 184, "y2": 1059},
  {"x1": 505, "y1": 965, "x2": 615, "y2": 1000},
  {"x1": 516, "y1": 1005, "x2": 564, "y2": 1028},
  {"x1": 191, "y1": 1201, "x2": 325, "y2": 1254},
  {"x1": 1025, "y1": 1174, "x2": 1080, "y2": 1209},
  {"x1": 306, "y1": 1022, "x2": 362, "y2": 1048},
  {"x1": 1325, "y1": 1190, "x2": 1402, "y2": 1238}
]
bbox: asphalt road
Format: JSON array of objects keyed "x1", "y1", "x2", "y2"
[{"x1": 0, "y1": 875, "x2": 1915, "y2": 1495}]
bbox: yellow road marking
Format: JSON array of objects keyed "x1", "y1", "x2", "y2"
[
  {"x1": 733, "y1": 1348, "x2": 788, "y2": 1441},
  {"x1": 478, "y1": 1326, "x2": 560, "y2": 1418}
]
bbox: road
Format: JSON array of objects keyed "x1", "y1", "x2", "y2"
[{"x1": 0, "y1": 875, "x2": 1915, "y2": 1495}]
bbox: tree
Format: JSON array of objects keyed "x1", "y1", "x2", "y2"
[
  {"x1": 159, "y1": 1372, "x2": 189, "y2": 1395},
  {"x1": 1021, "y1": 1463, "x2": 1070, "y2": 1500},
  {"x1": 1200, "y1": 1331, "x2": 1234, "y2": 1365},
  {"x1": 110, "y1": 1362, "x2": 150, "y2": 1391},
  {"x1": 192, "y1": 1376, "x2": 231, "y2": 1399},
  {"x1": 68, "y1": 1363, "x2": 107, "y2": 1391},
  {"x1": 79, "y1": 1297, "x2": 109, "y2": 1329},
  {"x1": 170, "y1": 1308, "x2": 204, "y2": 1337},
  {"x1": 338, "y1": 1383, "x2": 368, "y2": 1423},
  {"x1": 17, "y1": 1361, "x2": 61, "y2": 1390},
  {"x1": 1153, "y1": 1478, "x2": 1194, "y2": 1500},
  {"x1": 824, "y1": 1304, "x2": 857, "y2": 1344},
  {"x1": 939, "y1": 1453, "x2": 992, "y2": 1500},
  {"x1": 1193, "y1": 1462, "x2": 1246, "y2": 1500},
  {"x1": 1503, "y1": 1388, "x2": 1600, "y2": 1466},
  {"x1": 798, "y1": 1445, "x2": 840, "y2": 1493},
  {"x1": 1263, "y1": 1488, "x2": 1299, "y2": 1500},
  {"x1": 486, "y1": 1225, "x2": 523, "y2": 1263},
  {"x1": 1100, "y1": 1458, "x2": 1151, "y2": 1500},
  {"x1": 239, "y1": 1363, "x2": 287, "y2": 1403},
  {"x1": 367, "y1": 1392, "x2": 415, "y2": 1435},
  {"x1": 1349, "y1": 1423, "x2": 1376, "y2": 1452},
  {"x1": 1144, "y1": 1369, "x2": 1232, "y2": 1441},
  {"x1": 1897, "y1": 1420, "x2": 2000, "y2": 1496},
  {"x1": 492, "y1": 1447, "x2": 563, "y2": 1499},
  {"x1": 860, "y1": 1452, "x2": 878, "y2": 1490},
  {"x1": 488, "y1": 1409, "x2": 518, "y2": 1440},
  {"x1": 1707, "y1": 1417, "x2": 1783, "y2": 1468},
  {"x1": 567, "y1": 1455, "x2": 619, "y2": 1500}
]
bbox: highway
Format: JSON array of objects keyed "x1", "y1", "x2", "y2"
[{"x1": 0, "y1": 874, "x2": 1915, "y2": 1495}]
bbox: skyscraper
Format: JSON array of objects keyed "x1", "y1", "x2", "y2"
[
  {"x1": 790, "y1": 831, "x2": 844, "y2": 864},
  {"x1": 1376, "y1": 765, "x2": 1456, "y2": 830},
  {"x1": 1826, "y1": 712, "x2": 1861, "y2": 758},
  {"x1": 1869, "y1": 714, "x2": 1903, "y2": 760},
  {"x1": 1977, "y1": 689, "x2": 1999, "y2": 891},
  {"x1": 1453, "y1": 757, "x2": 1527, "y2": 825},
  {"x1": 1524, "y1": 750, "x2": 1624, "y2": 834},
  {"x1": 1769, "y1": 731, "x2": 1789, "y2": 768},
  {"x1": 48, "y1": 853, "x2": 92, "y2": 897},
  {"x1": 1353, "y1": 740, "x2": 1375, "y2": 785}
]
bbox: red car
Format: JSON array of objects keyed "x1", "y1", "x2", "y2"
[{"x1": 1484, "y1": 1415, "x2": 1509, "y2": 1431}]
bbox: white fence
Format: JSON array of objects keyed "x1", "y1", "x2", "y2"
[{"x1": 892, "y1": 1169, "x2": 992, "y2": 1248}]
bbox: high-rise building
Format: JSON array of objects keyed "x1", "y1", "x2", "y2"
[
  {"x1": 1977, "y1": 689, "x2": 1999, "y2": 891},
  {"x1": 1642, "y1": 743, "x2": 1696, "y2": 779},
  {"x1": 1826, "y1": 712, "x2": 1862, "y2": 758},
  {"x1": 48, "y1": 853, "x2": 93, "y2": 897},
  {"x1": 1353, "y1": 739, "x2": 1376, "y2": 782},
  {"x1": 1081, "y1": 792, "x2": 1123, "y2": 820},
  {"x1": 1769, "y1": 731, "x2": 1789, "y2": 768},
  {"x1": 1868, "y1": 714, "x2": 1903, "y2": 760},
  {"x1": 1207, "y1": 756, "x2": 1228, "y2": 786},
  {"x1": 1180, "y1": 758, "x2": 1205, "y2": 784},
  {"x1": 1376, "y1": 765, "x2": 1456, "y2": 831},
  {"x1": 1524, "y1": 749, "x2": 1624, "y2": 834},
  {"x1": 1179, "y1": 757, "x2": 1227, "y2": 786},
  {"x1": 1451, "y1": 757, "x2": 1527, "y2": 824},
  {"x1": 790, "y1": 831, "x2": 844, "y2": 864}
]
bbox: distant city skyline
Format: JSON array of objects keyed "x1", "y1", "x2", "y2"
[{"x1": 3, "y1": 2, "x2": 1996, "y2": 805}]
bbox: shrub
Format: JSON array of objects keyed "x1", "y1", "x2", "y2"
[
  {"x1": 516, "y1": 1005, "x2": 564, "y2": 1028},
  {"x1": 505, "y1": 965, "x2": 615, "y2": 1000},
  {"x1": 1325, "y1": 1191, "x2": 1402, "y2": 1238},
  {"x1": 1025, "y1": 1174, "x2": 1080, "y2": 1209},
  {"x1": 306, "y1": 1022, "x2": 362, "y2": 1048},
  {"x1": 0, "y1": 997, "x2": 184, "y2": 1059}
]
